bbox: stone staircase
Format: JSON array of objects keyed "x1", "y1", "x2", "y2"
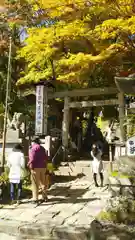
[{"x1": 0, "y1": 161, "x2": 110, "y2": 240}]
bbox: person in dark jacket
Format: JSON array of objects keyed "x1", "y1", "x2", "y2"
[{"x1": 28, "y1": 136, "x2": 48, "y2": 204}]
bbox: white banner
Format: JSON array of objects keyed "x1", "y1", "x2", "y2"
[
  {"x1": 130, "y1": 102, "x2": 135, "y2": 109},
  {"x1": 35, "y1": 85, "x2": 44, "y2": 135},
  {"x1": 127, "y1": 135, "x2": 135, "y2": 156}
]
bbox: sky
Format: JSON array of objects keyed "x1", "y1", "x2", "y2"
[{"x1": 19, "y1": 20, "x2": 49, "y2": 42}]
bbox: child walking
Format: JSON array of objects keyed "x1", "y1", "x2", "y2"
[
  {"x1": 7, "y1": 144, "x2": 25, "y2": 204},
  {"x1": 91, "y1": 144, "x2": 104, "y2": 187}
]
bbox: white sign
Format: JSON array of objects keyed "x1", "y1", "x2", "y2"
[
  {"x1": 130, "y1": 102, "x2": 135, "y2": 108},
  {"x1": 41, "y1": 135, "x2": 51, "y2": 157},
  {"x1": 35, "y1": 85, "x2": 44, "y2": 135},
  {"x1": 127, "y1": 135, "x2": 135, "y2": 156}
]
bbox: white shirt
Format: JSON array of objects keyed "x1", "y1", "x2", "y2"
[
  {"x1": 44, "y1": 135, "x2": 51, "y2": 157},
  {"x1": 91, "y1": 150, "x2": 103, "y2": 174},
  {"x1": 7, "y1": 151, "x2": 25, "y2": 183}
]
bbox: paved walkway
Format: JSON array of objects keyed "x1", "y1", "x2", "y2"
[{"x1": 0, "y1": 161, "x2": 110, "y2": 239}]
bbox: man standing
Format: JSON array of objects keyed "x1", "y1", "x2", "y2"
[{"x1": 28, "y1": 136, "x2": 48, "y2": 204}]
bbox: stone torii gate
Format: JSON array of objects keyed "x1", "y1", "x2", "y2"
[
  {"x1": 60, "y1": 88, "x2": 125, "y2": 150},
  {"x1": 35, "y1": 85, "x2": 126, "y2": 149}
]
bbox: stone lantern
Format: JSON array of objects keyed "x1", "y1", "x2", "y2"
[
  {"x1": 115, "y1": 73, "x2": 135, "y2": 94},
  {"x1": 115, "y1": 74, "x2": 135, "y2": 157},
  {"x1": 114, "y1": 75, "x2": 135, "y2": 142}
]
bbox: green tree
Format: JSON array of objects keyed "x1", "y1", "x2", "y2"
[{"x1": 0, "y1": 0, "x2": 38, "y2": 121}]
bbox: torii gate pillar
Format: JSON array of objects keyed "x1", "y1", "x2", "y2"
[{"x1": 118, "y1": 92, "x2": 126, "y2": 142}]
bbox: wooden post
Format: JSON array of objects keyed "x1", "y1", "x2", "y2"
[
  {"x1": 118, "y1": 92, "x2": 126, "y2": 142},
  {"x1": 62, "y1": 96, "x2": 70, "y2": 160}
]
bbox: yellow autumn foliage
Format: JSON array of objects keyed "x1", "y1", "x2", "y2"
[{"x1": 17, "y1": 0, "x2": 135, "y2": 86}]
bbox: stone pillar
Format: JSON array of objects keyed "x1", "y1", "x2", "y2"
[
  {"x1": 118, "y1": 92, "x2": 126, "y2": 142},
  {"x1": 62, "y1": 96, "x2": 70, "y2": 149}
]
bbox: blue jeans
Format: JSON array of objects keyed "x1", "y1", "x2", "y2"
[{"x1": 10, "y1": 182, "x2": 22, "y2": 201}]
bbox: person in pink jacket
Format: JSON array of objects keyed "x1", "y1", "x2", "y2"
[{"x1": 28, "y1": 136, "x2": 48, "y2": 204}]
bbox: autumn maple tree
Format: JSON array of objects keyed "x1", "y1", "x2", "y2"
[{"x1": 6, "y1": 0, "x2": 135, "y2": 88}]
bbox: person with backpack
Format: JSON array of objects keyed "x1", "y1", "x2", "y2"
[
  {"x1": 28, "y1": 136, "x2": 48, "y2": 204},
  {"x1": 91, "y1": 144, "x2": 104, "y2": 187}
]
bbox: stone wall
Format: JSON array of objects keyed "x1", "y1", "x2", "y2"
[{"x1": 108, "y1": 156, "x2": 135, "y2": 198}]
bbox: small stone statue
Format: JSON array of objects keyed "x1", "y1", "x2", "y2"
[{"x1": 8, "y1": 112, "x2": 25, "y2": 130}]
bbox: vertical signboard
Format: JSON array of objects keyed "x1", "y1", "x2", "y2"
[
  {"x1": 35, "y1": 85, "x2": 44, "y2": 135},
  {"x1": 127, "y1": 135, "x2": 135, "y2": 156}
]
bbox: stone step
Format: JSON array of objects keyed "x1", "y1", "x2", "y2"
[
  {"x1": 108, "y1": 176, "x2": 135, "y2": 198},
  {"x1": 0, "y1": 233, "x2": 16, "y2": 240},
  {"x1": 0, "y1": 221, "x2": 91, "y2": 240},
  {"x1": 0, "y1": 163, "x2": 110, "y2": 239}
]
